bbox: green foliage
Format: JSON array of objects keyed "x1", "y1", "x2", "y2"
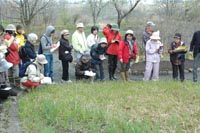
[{"x1": 18, "y1": 81, "x2": 200, "y2": 132}]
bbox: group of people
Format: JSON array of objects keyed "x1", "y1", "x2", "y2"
[{"x1": 0, "y1": 20, "x2": 200, "y2": 97}]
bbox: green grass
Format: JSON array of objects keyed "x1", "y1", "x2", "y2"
[{"x1": 18, "y1": 81, "x2": 200, "y2": 132}]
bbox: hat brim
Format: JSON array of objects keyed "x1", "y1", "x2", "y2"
[
  {"x1": 174, "y1": 36, "x2": 181, "y2": 39},
  {"x1": 150, "y1": 36, "x2": 160, "y2": 40},
  {"x1": 37, "y1": 59, "x2": 48, "y2": 64},
  {"x1": 111, "y1": 28, "x2": 119, "y2": 31}
]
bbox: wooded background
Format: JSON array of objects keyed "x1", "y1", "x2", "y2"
[{"x1": 0, "y1": 0, "x2": 200, "y2": 55}]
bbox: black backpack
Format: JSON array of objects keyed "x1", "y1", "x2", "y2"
[{"x1": 19, "y1": 45, "x2": 29, "y2": 59}]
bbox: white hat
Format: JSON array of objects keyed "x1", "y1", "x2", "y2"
[
  {"x1": 0, "y1": 59, "x2": 13, "y2": 72},
  {"x1": 5, "y1": 24, "x2": 16, "y2": 31},
  {"x1": 147, "y1": 21, "x2": 155, "y2": 27},
  {"x1": 125, "y1": 30, "x2": 134, "y2": 35},
  {"x1": 36, "y1": 54, "x2": 48, "y2": 64},
  {"x1": 61, "y1": 30, "x2": 70, "y2": 36},
  {"x1": 99, "y1": 38, "x2": 107, "y2": 44},
  {"x1": 150, "y1": 31, "x2": 160, "y2": 40},
  {"x1": 28, "y1": 33, "x2": 38, "y2": 41},
  {"x1": 0, "y1": 45, "x2": 8, "y2": 54},
  {"x1": 76, "y1": 23, "x2": 84, "y2": 28}
]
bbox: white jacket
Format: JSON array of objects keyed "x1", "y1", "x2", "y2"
[
  {"x1": 72, "y1": 30, "x2": 88, "y2": 53},
  {"x1": 87, "y1": 34, "x2": 99, "y2": 49}
]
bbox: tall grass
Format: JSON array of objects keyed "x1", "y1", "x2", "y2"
[{"x1": 18, "y1": 81, "x2": 200, "y2": 132}]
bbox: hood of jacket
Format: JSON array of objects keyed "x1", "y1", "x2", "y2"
[{"x1": 45, "y1": 26, "x2": 55, "y2": 37}]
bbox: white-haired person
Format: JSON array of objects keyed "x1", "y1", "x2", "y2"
[
  {"x1": 143, "y1": 31, "x2": 163, "y2": 81},
  {"x1": 21, "y1": 33, "x2": 38, "y2": 64},
  {"x1": 58, "y1": 30, "x2": 73, "y2": 83},
  {"x1": 20, "y1": 54, "x2": 48, "y2": 90}
]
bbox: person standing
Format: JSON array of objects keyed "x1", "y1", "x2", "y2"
[
  {"x1": 103, "y1": 24, "x2": 122, "y2": 80},
  {"x1": 21, "y1": 33, "x2": 37, "y2": 64},
  {"x1": 72, "y1": 23, "x2": 89, "y2": 62},
  {"x1": 168, "y1": 33, "x2": 187, "y2": 82},
  {"x1": 118, "y1": 30, "x2": 139, "y2": 81},
  {"x1": 41, "y1": 25, "x2": 55, "y2": 81},
  {"x1": 58, "y1": 30, "x2": 73, "y2": 83},
  {"x1": 4, "y1": 24, "x2": 20, "y2": 87},
  {"x1": 189, "y1": 30, "x2": 200, "y2": 82},
  {"x1": 143, "y1": 31, "x2": 163, "y2": 81},
  {"x1": 13, "y1": 25, "x2": 27, "y2": 48},
  {"x1": 87, "y1": 26, "x2": 99, "y2": 49},
  {"x1": 90, "y1": 38, "x2": 107, "y2": 81},
  {"x1": 142, "y1": 21, "x2": 155, "y2": 46}
]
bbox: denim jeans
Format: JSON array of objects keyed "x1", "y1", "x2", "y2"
[
  {"x1": 44, "y1": 54, "x2": 53, "y2": 80},
  {"x1": 92, "y1": 62, "x2": 104, "y2": 80},
  {"x1": 193, "y1": 53, "x2": 200, "y2": 82}
]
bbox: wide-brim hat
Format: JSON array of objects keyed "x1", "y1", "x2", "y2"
[
  {"x1": 125, "y1": 30, "x2": 134, "y2": 35},
  {"x1": 61, "y1": 30, "x2": 70, "y2": 36},
  {"x1": 150, "y1": 31, "x2": 160, "y2": 40},
  {"x1": 99, "y1": 37, "x2": 107, "y2": 44},
  {"x1": 76, "y1": 23, "x2": 84, "y2": 28},
  {"x1": 36, "y1": 54, "x2": 48, "y2": 64},
  {"x1": 111, "y1": 24, "x2": 120, "y2": 31},
  {"x1": 147, "y1": 21, "x2": 155, "y2": 27},
  {"x1": 0, "y1": 59, "x2": 13, "y2": 72},
  {"x1": 5, "y1": 24, "x2": 16, "y2": 31}
]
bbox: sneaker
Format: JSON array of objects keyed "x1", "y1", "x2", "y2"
[{"x1": 66, "y1": 80, "x2": 72, "y2": 83}]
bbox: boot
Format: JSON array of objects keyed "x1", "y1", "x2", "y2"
[
  {"x1": 109, "y1": 67, "x2": 113, "y2": 80},
  {"x1": 125, "y1": 71, "x2": 131, "y2": 81},
  {"x1": 112, "y1": 68, "x2": 118, "y2": 80},
  {"x1": 120, "y1": 72, "x2": 126, "y2": 81}
]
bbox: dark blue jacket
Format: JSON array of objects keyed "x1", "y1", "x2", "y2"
[
  {"x1": 90, "y1": 43, "x2": 107, "y2": 64},
  {"x1": 190, "y1": 30, "x2": 200, "y2": 57},
  {"x1": 22, "y1": 41, "x2": 36, "y2": 64}
]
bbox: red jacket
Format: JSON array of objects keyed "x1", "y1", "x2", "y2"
[
  {"x1": 4, "y1": 34, "x2": 20, "y2": 65},
  {"x1": 118, "y1": 40, "x2": 138, "y2": 63},
  {"x1": 103, "y1": 26, "x2": 122, "y2": 55}
]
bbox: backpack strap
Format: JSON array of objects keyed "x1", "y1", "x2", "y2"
[{"x1": 42, "y1": 35, "x2": 50, "y2": 46}]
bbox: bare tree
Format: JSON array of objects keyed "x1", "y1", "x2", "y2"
[
  {"x1": 112, "y1": 0, "x2": 141, "y2": 28},
  {"x1": 88, "y1": 0, "x2": 108, "y2": 25},
  {"x1": 6, "y1": 0, "x2": 51, "y2": 31}
]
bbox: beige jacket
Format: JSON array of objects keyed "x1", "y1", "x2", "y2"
[{"x1": 20, "y1": 62, "x2": 44, "y2": 83}]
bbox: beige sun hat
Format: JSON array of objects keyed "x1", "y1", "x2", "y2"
[
  {"x1": 150, "y1": 31, "x2": 160, "y2": 40},
  {"x1": 5, "y1": 24, "x2": 16, "y2": 31},
  {"x1": 36, "y1": 54, "x2": 48, "y2": 64},
  {"x1": 76, "y1": 23, "x2": 84, "y2": 28},
  {"x1": 125, "y1": 30, "x2": 134, "y2": 35},
  {"x1": 61, "y1": 30, "x2": 70, "y2": 36}
]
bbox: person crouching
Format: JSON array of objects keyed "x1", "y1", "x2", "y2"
[
  {"x1": 75, "y1": 54, "x2": 95, "y2": 81},
  {"x1": 20, "y1": 54, "x2": 48, "y2": 90}
]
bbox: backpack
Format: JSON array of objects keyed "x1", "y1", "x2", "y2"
[
  {"x1": 19, "y1": 61, "x2": 37, "y2": 77},
  {"x1": 38, "y1": 35, "x2": 49, "y2": 54},
  {"x1": 19, "y1": 45, "x2": 28, "y2": 59}
]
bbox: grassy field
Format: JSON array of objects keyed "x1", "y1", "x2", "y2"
[{"x1": 18, "y1": 81, "x2": 200, "y2": 133}]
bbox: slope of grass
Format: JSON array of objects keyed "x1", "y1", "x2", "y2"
[{"x1": 18, "y1": 81, "x2": 200, "y2": 132}]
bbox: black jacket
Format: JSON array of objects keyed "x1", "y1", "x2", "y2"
[
  {"x1": 58, "y1": 37, "x2": 73, "y2": 61},
  {"x1": 169, "y1": 41, "x2": 186, "y2": 64},
  {"x1": 90, "y1": 43, "x2": 107, "y2": 64},
  {"x1": 190, "y1": 30, "x2": 200, "y2": 57},
  {"x1": 22, "y1": 41, "x2": 36, "y2": 64},
  {"x1": 75, "y1": 56, "x2": 94, "y2": 80}
]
